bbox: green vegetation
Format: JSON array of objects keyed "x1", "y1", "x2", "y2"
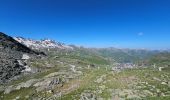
[
  {"x1": 62, "y1": 67, "x2": 170, "y2": 100},
  {"x1": 0, "y1": 87, "x2": 35, "y2": 100},
  {"x1": 148, "y1": 52, "x2": 170, "y2": 67},
  {"x1": 1, "y1": 47, "x2": 170, "y2": 100}
]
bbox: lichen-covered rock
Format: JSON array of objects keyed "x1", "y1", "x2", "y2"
[
  {"x1": 4, "y1": 86, "x2": 14, "y2": 94},
  {"x1": 33, "y1": 77, "x2": 63, "y2": 92},
  {"x1": 44, "y1": 72, "x2": 69, "y2": 78},
  {"x1": 16, "y1": 79, "x2": 40, "y2": 90},
  {"x1": 80, "y1": 91, "x2": 97, "y2": 100}
]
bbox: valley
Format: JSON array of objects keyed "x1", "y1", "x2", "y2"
[{"x1": 0, "y1": 32, "x2": 170, "y2": 100}]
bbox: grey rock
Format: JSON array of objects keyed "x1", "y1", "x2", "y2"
[
  {"x1": 34, "y1": 77, "x2": 62, "y2": 92},
  {"x1": 4, "y1": 86, "x2": 14, "y2": 94},
  {"x1": 44, "y1": 72, "x2": 69, "y2": 78},
  {"x1": 0, "y1": 32, "x2": 45, "y2": 83},
  {"x1": 80, "y1": 91, "x2": 97, "y2": 100},
  {"x1": 95, "y1": 77, "x2": 103, "y2": 84},
  {"x1": 22, "y1": 54, "x2": 30, "y2": 60},
  {"x1": 153, "y1": 77, "x2": 161, "y2": 81},
  {"x1": 16, "y1": 79, "x2": 39, "y2": 90}
]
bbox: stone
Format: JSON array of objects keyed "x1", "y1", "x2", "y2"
[
  {"x1": 127, "y1": 94, "x2": 141, "y2": 99},
  {"x1": 4, "y1": 86, "x2": 14, "y2": 94},
  {"x1": 153, "y1": 77, "x2": 161, "y2": 81},
  {"x1": 80, "y1": 91, "x2": 97, "y2": 100},
  {"x1": 96, "y1": 77, "x2": 103, "y2": 84},
  {"x1": 143, "y1": 90, "x2": 153, "y2": 96},
  {"x1": 158, "y1": 67, "x2": 164, "y2": 71},
  {"x1": 161, "y1": 82, "x2": 167, "y2": 85},
  {"x1": 95, "y1": 75, "x2": 106, "y2": 84},
  {"x1": 16, "y1": 79, "x2": 39, "y2": 90},
  {"x1": 33, "y1": 77, "x2": 62, "y2": 92},
  {"x1": 87, "y1": 65, "x2": 90, "y2": 69},
  {"x1": 24, "y1": 65, "x2": 32, "y2": 72},
  {"x1": 22, "y1": 54, "x2": 30, "y2": 60},
  {"x1": 98, "y1": 97, "x2": 104, "y2": 100},
  {"x1": 44, "y1": 72, "x2": 69, "y2": 78},
  {"x1": 15, "y1": 96, "x2": 20, "y2": 100},
  {"x1": 168, "y1": 81, "x2": 170, "y2": 87},
  {"x1": 161, "y1": 92, "x2": 165, "y2": 96},
  {"x1": 97, "y1": 90, "x2": 103, "y2": 94},
  {"x1": 25, "y1": 95, "x2": 29, "y2": 99},
  {"x1": 156, "y1": 89, "x2": 161, "y2": 93},
  {"x1": 76, "y1": 71, "x2": 83, "y2": 75},
  {"x1": 70, "y1": 65, "x2": 76, "y2": 72},
  {"x1": 99, "y1": 85, "x2": 106, "y2": 90}
]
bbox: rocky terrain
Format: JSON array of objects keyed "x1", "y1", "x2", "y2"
[
  {"x1": 0, "y1": 32, "x2": 45, "y2": 83},
  {"x1": 0, "y1": 32, "x2": 170, "y2": 100}
]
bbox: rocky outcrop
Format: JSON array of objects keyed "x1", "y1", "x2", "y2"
[
  {"x1": 33, "y1": 77, "x2": 63, "y2": 92},
  {"x1": 0, "y1": 32, "x2": 45, "y2": 83},
  {"x1": 4, "y1": 79, "x2": 40, "y2": 94},
  {"x1": 0, "y1": 48, "x2": 25, "y2": 83},
  {"x1": 80, "y1": 90, "x2": 97, "y2": 100}
]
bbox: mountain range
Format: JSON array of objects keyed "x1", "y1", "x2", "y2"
[
  {"x1": 12, "y1": 36, "x2": 164, "y2": 64},
  {"x1": 14, "y1": 37, "x2": 73, "y2": 50}
]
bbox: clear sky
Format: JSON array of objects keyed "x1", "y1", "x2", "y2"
[{"x1": 0, "y1": 0, "x2": 170, "y2": 49}]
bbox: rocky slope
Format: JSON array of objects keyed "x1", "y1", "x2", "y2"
[
  {"x1": 0, "y1": 32, "x2": 44, "y2": 83},
  {"x1": 0, "y1": 32, "x2": 40, "y2": 54}
]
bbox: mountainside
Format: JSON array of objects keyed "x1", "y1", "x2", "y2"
[
  {"x1": 0, "y1": 32, "x2": 44, "y2": 83},
  {"x1": 71, "y1": 47, "x2": 161, "y2": 63},
  {"x1": 147, "y1": 52, "x2": 170, "y2": 67},
  {"x1": 14, "y1": 37, "x2": 73, "y2": 50},
  {"x1": 96, "y1": 48, "x2": 161, "y2": 63},
  {"x1": 0, "y1": 32, "x2": 40, "y2": 54}
]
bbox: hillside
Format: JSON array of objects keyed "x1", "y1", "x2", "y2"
[
  {"x1": 0, "y1": 32, "x2": 45, "y2": 83},
  {"x1": 72, "y1": 47, "x2": 160, "y2": 63},
  {"x1": 147, "y1": 52, "x2": 170, "y2": 67},
  {"x1": 0, "y1": 32, "x2": 39, "y2": 54}
]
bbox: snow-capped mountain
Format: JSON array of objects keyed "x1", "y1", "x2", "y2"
[{"x1": 14, "y1": 37, "x2": 73, "y2": 50}]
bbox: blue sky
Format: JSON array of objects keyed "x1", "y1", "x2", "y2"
[{"x1": 0, "y1": 0, "x2": 170, "y2": 49}]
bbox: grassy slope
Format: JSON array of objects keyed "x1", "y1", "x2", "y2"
[
  {"x1": 148, "y1": 52, "x2": 170, "y2": 67},
  {"x1": 62, "y1": 68, "x2": 170, "y2": 100}
]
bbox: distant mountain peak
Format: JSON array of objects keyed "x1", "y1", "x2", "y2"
[{"x1": 14, "y1": 37, "x2": 73, "y2": 50}]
